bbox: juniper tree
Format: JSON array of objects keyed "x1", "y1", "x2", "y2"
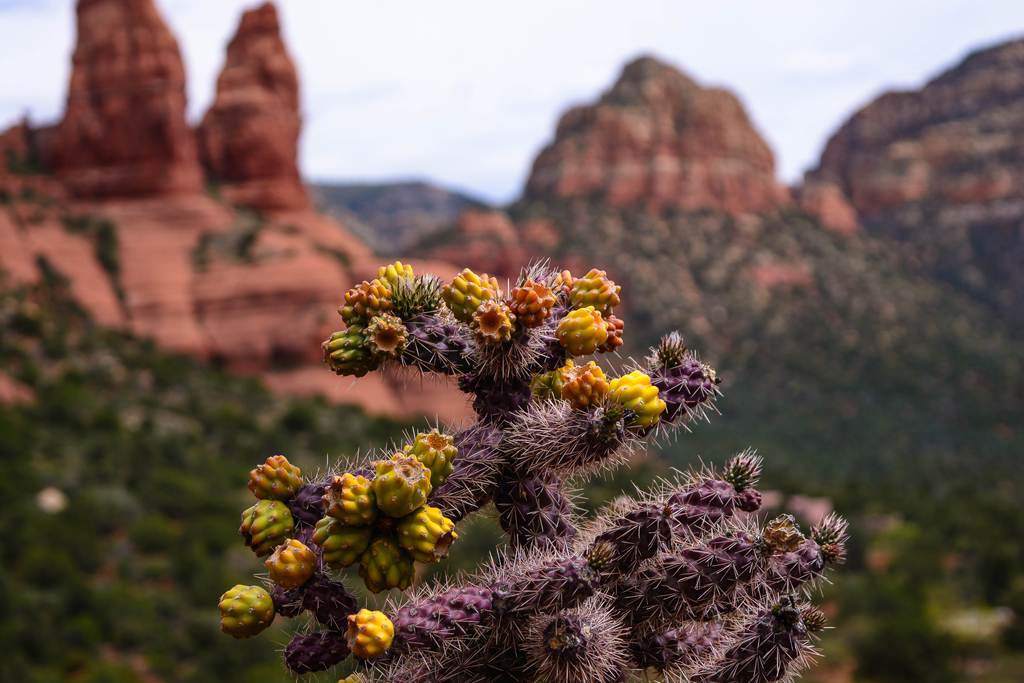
[{"x1": 217, "y1": 261, "x2": 847, "y2": 682}]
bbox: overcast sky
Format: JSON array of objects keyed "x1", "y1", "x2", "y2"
[{"x1": 0, "y1": 0, "x2": 1021, "y2": 202}]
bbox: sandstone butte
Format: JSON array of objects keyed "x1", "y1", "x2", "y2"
[
  {"x1": 0, "y1": 0, "x2": 470, "y2": 422},
  {"x1": 524, "y1": 55, "x2": 792, "y2": 215},
  {"x1": 197, "y1": 2, "x2": 309, "y2": 211},
  {"x1": 432, "y1": 54, "x2": 859, "y2": 273},
  {"x1": 805, "y1": 37, "x2": 1024, "y2": 324},
  {"x1": 808, "y1": 38, "x2": 1024, "y2": 216}
]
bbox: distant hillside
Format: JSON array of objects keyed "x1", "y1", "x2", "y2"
[
  {"x1": 311, "y1": 180, "x2": 488, "y2": 254},
  {"x1": 0, "y1": 276, "x2": 410, "y2": 683}
]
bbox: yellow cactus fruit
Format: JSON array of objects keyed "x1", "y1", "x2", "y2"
[
  {"x1": 373, "y1": 454, "x2": 432, "y2": 518},
  {"x1": 472, "y1": 300, "x2": 516, "y2": 345},
  {"x1": 556, "y1": 306, "x2": 609, "y2": 356},
  {"x1": 218, "y1": 584, "x2": 275, "y2": 638},
  {"x1": 509, "y1": 279, "x2": 557, "y2": 328},
  {"x1": 365, "y1": 313, "x2": 408, "y2": 358},
  {"x1": 553, "y1": 269, "x2": 575, "y2": 295},
  {"x1": 247, "y1": 454, "x2": 302, "y2": 500},
  {"x1": 404, "y1": 428, "x2": 458, "y2": 488},
  {"x1": 323, "y1": 473, "x2": 378, "y2": 527},
  {"x1": 599, "y1": 314, "x2": 625, "y2": 353},
  {"x1": 358, "y1": 536, "x2": 415, "y2": 593},
  {"x1": 265, "y1": 538, "x2": 317, "y2": 589},
  {"x1": 346, "y1": 608, "x2": 395, "y2": 659},
  {"x1": 441, "y1": 268, "x2": 500, "y2": 322},
  {"x1": 377, "y1": 261, "x2": 415, "y2": 289},
  {"x1": 560, "y1": 361, "x2": 611, "y2": 410},
  {"x1": 608, "y1": 370, "x2": 667, "y2": 428},
  {"x1": 396, "y1": 505, "x2": 458, "y2": 563},
  {"x1": 338, "y1": 676, "x2": 367, "y2": 683},
  {"x1": 339, "y1": 279, "x2": 393, "y2": 326},
  {"x1": 569, "y1": 268, "x2": 621, "y2": 316},
  {"x1": 312, "y1": 516, "x2": 373, "y2": 568}
]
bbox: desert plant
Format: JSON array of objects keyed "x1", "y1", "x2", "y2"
[{"x1": 217, "y1": 260, "x2": 847, "y2": 682}]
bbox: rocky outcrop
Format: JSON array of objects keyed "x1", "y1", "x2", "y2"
[
  {"x1": 197, "y1": 2, "x2": 308, "y2": 211},
  {"x1": 794, "y1": 180, "x2": 859, "y2": 235},
  {"x1": 524, "y1": 55, "x2": 789, "y2": 215},
  {"x1": 810, "y1": 39, "x2": 1024, "y2": 214},
  {"x1": 51, "y1": 0, "x2": 203, "y2": 199},
  {"x1": 808, "y1": 38, "x2": 1024, "y2": 327}
]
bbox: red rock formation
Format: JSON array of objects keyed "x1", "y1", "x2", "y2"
[
  {"x1": 50, "y1": 0, "x2": 203, "y2": 199},
  {"x1": 810, "y1": 39, "x2": 1024, "y2": 214},
  {"x1": 524, "y1": 55, "x2": 789, "y2": 215},
  {"x1": 808, "y1": 37, "x2": 1024, "y2": 326},
  {"x1": 794, "y1": 180, "x2": 859, "y2": 235},
  {"x1": 197, "y1": 2, "x2": 308, "y2": 211}
]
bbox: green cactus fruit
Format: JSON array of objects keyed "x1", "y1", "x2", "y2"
[
  {"x1": 531, "y1": 359, "x2": 574, "y2": 400},
  {"x1": 239, "y1": 500, "x2": 294, "y2": 556},
  {"x1": 396, "y1": 505, "x2": 458, "y2": 563},
  {"x1": 312, "y1": 516, "x2": 373, "y2": 568},
  {"x1": 247, "y1": 454, "x2": 303, "y2": 500},
  {"x1": 218, "y1": 584, "x2": 275, "y2": 638},
  {"x1": 265, "y1": 538, "x2": 317, "y2": 589},
  {"x1": 376, "y1": 261, "x2": 415, "y2": 290},
  {"x1": 322, "y1": 325, "x2": 379, "y2": 378},
  {"x1": 372, "y1": 454, "x2": 432, "y2": 518},
  {"x1": 569, "y1": 268, "x2": 621, "y2": 316},
  {"x1": 365, "y1": 313, "x2": 408, "y2": 358},
  {"x1": 441, "y1": 268, "x2": 500, "y2": 323},
  {"x1": 403, "y1": 429, "x2": 458, "y2": 488},
  {"x1": 323, "y1": 473, "x2": 378, "y2": 526},
  {"x1": 358, "y1": 536, "x2": 415, "y2": 593}
]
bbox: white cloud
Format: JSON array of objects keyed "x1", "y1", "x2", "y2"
[{"x1": 0, "y1": 0, "x2": 1021, "y2": 201}]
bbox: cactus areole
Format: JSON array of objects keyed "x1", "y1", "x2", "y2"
[{"x1": 217, "y1": 261, "x2": 847, "y2": 682}]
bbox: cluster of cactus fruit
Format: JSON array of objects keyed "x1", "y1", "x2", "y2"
[{"x1": 218, "y1": 260, "x2": 848, "y2": 682}]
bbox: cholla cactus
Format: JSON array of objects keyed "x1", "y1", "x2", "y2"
[{"x1": 217, "y1": 260, "x2": 846, "y2": 683}]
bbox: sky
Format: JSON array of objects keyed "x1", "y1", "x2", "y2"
[{"x1": 0, "y1": 0, "x2": 1021, "y2": 203}]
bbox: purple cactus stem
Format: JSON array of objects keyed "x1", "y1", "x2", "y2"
[
  {"x1": 702, "y1": 597, "x2": 812, "y2": 683},
  {"x1": 302, "y1": 573, "x2": 358, "y2": 630},
  {"x1": 651, "y1": 357, "x2": 720, "y2": 424},
  {"x1": 495, "y1": 472, "x2": 577, "y2": 550},
  {"x1": 287, "y1": 480, "x2": 327, "y2": 528},
  {"x1": 630, "y1": 622, "x2": 724, "y2": 671},
  {"x1": 284, "y1": 630, "x2": 350, "y2": 674},
  {"x1": 394, "y1": 585, "x2": 494, "y2": 651},
  {"x1": 429, "y1": 423, "x2": 505, "y2": 521}
]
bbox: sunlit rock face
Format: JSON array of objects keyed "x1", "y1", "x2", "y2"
[
  {"x1": 51, "y1": 0, "x2": 203, "y2": 199},
  {"x1": 198, "y1": 2, "x2": 309, "y2": 211}
]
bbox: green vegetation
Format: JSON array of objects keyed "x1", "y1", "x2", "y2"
[
  {"x1": 192, "y1": 210, "x2": 266, "y2": 270},
  {"x1": 0, "y1": 279, "x2": 410, "y2": 683},
  {"x1": 61, "y1": 214, "x2": 124, "y2": 304}
]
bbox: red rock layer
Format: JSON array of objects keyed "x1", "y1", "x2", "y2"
[
  {"x1": 50, "y1": 0, "x2": 203, "y2": 199},
  {"x1": 809, "y1": 39, "x2": 1024, "y2": 214},
  {"x1": 524, "y1": 56, "x2": 789, "y2": 215},
  {"x1": 197, "y1": 2, "x2": 308, "y2": 211}
]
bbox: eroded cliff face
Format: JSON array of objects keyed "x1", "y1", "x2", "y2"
[
  {"x1": 197, "y1": 2, "x2": 309, "y2": 211},
  {"x1": 0, "y1": 0, "x2": 470, "y2": 421},
  {"x1": 50, "y1": 0, "x2": 203, "y2": 199},
  {"x1": 811, "y1": 39, "x2": 1024, "y2": 213},
  {"x1": 524, "y1": 56, "x2": 790, "y2": 215},
  {"x1": 808, "y1": 38, "x2": 1024, "y2": 325}
]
